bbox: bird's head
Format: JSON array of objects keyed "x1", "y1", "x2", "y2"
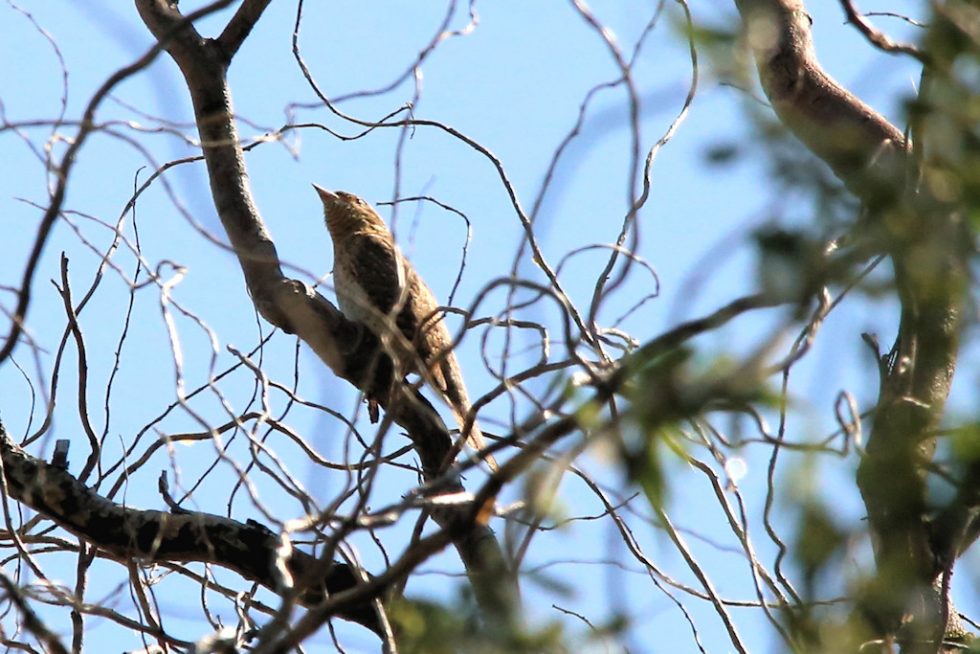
[{"x1": 313, "y1": 184, "x2": 387, "y2": 238}]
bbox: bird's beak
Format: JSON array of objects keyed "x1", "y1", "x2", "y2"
[{"x1": 312, "y1": 184, "x2": 338, "y2": 203}]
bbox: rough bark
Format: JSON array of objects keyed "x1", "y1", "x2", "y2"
[
  {"x1": 129, "y1": 0, "x2": 517, "y2": 635},
  {"x1": 735, "y1": 1, "x2": 972, "y2": 650},
  {"x1": 0, "y1": 422, "x2": 382, "y2": 634},
  {"x1": 0, "y1": 0, "x2": 518, "y2": 644}
]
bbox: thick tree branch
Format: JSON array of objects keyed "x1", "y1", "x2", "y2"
[
  {"x1": 735, "y1": 0, "x2": 909, "y2": 206},
  {"x1": 735, "y1": 1, "x2": 970, "y2": 649},
  {"x1": 0, "y1": 423, "x2": 382, "y2": 634},
  {"x1": 132, "y1": 0, "x2": 516, "y2": 633},
  {"x1": 217, "y1": 0, "x2": 273, "y2": 60}
]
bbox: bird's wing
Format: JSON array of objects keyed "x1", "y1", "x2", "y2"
[
  {"x1": 345, "y1": 232, "x2": 456, "y2": 394},
  {"x1": 345, "y1": 232, "x2": 419, "y2": 342}
]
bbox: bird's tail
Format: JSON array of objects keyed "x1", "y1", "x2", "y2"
[
  {"x1": 440, "y1": 356, "x2": 498, "y2": 472},
  {"x1": 450, "y1": 405, "x2": 498, "y2": 473}
]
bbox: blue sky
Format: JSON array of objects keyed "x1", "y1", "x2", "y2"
[{"x1": 1, "y1": 1, "x2": 976, "y2": 652}]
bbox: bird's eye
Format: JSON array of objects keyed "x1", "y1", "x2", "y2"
[{"x1": 338, "y1": 192, "x2": 362, "y2": 205}]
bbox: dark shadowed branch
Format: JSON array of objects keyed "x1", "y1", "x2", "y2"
[{"x1": 0, "y1": 421, "x2": 382, "y2": 634}]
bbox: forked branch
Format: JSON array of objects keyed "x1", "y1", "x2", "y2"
[{"x1": 735, "y1": 0, "x2": 971, "y2": 648}]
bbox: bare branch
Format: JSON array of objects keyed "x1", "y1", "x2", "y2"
[
  {"x1": 735, "y1": 0, "x2": 971, "y2": 647},
  {"x1": 735, "y1": 0, "x2": 909, "y2": 204},
  {"x1": 132, "y1": 0, "x2": 519, "y2": 629},
  {"x1": 0, "y1": 0, "x2": 238, "y2": 367},
  {"x1": 838, "y1": 0, "x2": 927, "y2": 61},
  {"x1": 0, "y1": 422, "x2": 383, "y2": 635},
  {"x1": 217, "y1": 0, "x2": 273, "y2": 61}
]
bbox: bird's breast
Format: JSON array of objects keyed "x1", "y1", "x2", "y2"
[{"x1": 333, "y1": 265, "x2": 375, "y2": 327}]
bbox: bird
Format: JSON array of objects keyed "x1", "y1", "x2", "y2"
[{"x1": 314, "y1": 185, "x2": 497, "y2": 472}]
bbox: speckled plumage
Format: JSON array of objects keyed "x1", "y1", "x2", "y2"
[{"x1": 314, "y1": 185, "x2": 496, "y2": 471}]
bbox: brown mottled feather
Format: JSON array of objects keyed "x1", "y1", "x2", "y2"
[{"x1": 314, "y1": 185, "x2": 496, "y2": 471}]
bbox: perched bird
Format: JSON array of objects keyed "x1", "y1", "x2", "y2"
[{"x1": 314, "y1": 185, "x2": 496, "y2": 471}]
